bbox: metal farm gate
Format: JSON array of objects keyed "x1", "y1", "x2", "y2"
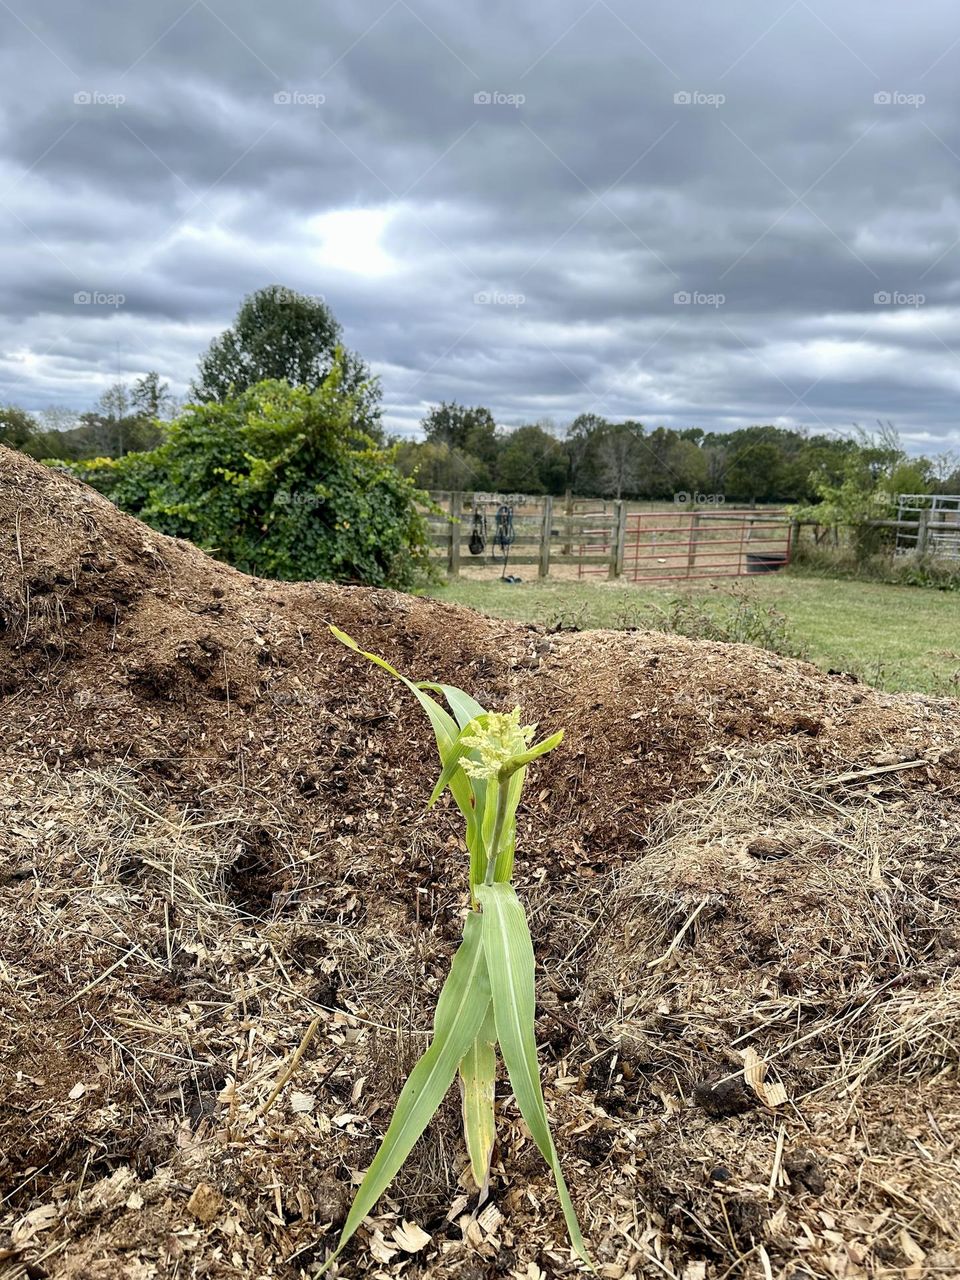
[
  {"x1": 896, "y1": 494, "x2": 960, "y2": 560},
  {"x1": 577, "y1": 508, "x2": 793, "y2": 583}
]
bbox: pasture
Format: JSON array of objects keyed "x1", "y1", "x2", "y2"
[{"x1": 431, "y1": 573, "x2": 960, "y2": 696}]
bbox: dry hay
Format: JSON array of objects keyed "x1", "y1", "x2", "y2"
[{"x1": 1, "y1": 445, "x2": 959, "y2": 1280}]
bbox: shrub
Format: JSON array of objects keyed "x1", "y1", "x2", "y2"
[
  {"x1": 68, "y1": 361, "x2": 432, "y2": 591},
  {"x1": 791, "y1": 541, "x2": 960, "y2": 591}
]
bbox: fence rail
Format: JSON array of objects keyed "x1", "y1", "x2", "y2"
[
  {"x1": 428, "y1": 492, "x2": 957, "y2": 583},
  {"x1": 428, "y1": 492, "x2": 800, "y2": 583}
]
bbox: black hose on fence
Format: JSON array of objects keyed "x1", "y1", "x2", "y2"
[{"x1": 493, "y1": 504, "x2": 517, "y2": 580}]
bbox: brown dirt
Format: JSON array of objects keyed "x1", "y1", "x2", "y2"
[{"x1": 1, "y1": 444, "x2": 959, "y2": 1280}]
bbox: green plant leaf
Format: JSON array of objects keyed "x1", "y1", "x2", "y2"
[
  {"x1": 459, "y1": 1002, "x2": 497, "y2": 1195},
  {"x1": 329, "y1": 625, "x2": 478, "y2": 846},
  {"x1": 323, "y1": 912, "x2": 491, "y2": 1272},
  {"x1": 500, "y1": 729, "x2": 565, "y2": 777},
  {"x1": 421, "y1": 681, "x2": 490, "y2": 853},
  {"x1": 477, "y1": 883, "x2": 589, "y2": 1266},
  {"x1": 493, "y1": 766, "x2": 525, "y2": 883},
  {"x1": 418, "y1": 681, "x2": 486, "y2": 729},
  {"x1": 427, "y1": 714, "x2": 489, "y2": 808}
]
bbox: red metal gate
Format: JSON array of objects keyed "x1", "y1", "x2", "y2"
[{"x1": 578, "y1": 509, "x2": 793, "y2": 582}]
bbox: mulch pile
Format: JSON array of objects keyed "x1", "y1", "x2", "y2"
[{"x1": 1, "y1": 444, "x2": 959, "y2": 1280}]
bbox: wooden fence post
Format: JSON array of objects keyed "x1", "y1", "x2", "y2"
[
  {"x1": 685, "y1": 511, "x2": 701, "y2": 577},
  {"x1": 538, "y1": 495, "x2": 553, "y2": 578},
  {"x1": 448, "y1": 491, "x2": 462, "y2": 578},
  {"x1": 609, "y1": 500, "x2": 627, "y2": 579}
]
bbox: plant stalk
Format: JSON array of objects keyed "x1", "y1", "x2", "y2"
[{"x1": 483, "y1": 774, "x2": 511, "y2": 886}]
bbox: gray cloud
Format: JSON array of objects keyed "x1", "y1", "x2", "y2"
[{"x1": 1, "y1": 0, "x2": 960, "y2": 454}]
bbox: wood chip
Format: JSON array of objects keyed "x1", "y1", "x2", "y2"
[
  {"x1": 741, "y1": 1047, "x2": 789, "y2": 1108},
  {"x1": 392, "y1": 1220, "x2": 431, "y2": 1252},
  {"x1": 187, "y1": 1182, "x2": 223, "y2": 1225}
]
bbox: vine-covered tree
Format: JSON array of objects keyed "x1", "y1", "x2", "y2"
[
  {"x1": 192, "y1": 285, "x2": 381, "y2": 435},
  {"x1": 72, "y1": 357, "x2": 429, "y2": 591}
]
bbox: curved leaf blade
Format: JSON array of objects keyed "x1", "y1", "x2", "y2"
[
  {"x1": 324, "y1": 913, "x2": 491, "y2": 1271},
  {"x1": 477, "y1": 883, "x2": 589, "y2": 1265},
  {"x1": 329, "y1": 625, "x2": 478, "y2": 844},
  {"x1": 427, "y1": 714, "x2": 489, "y2": 809},
  {"x1": 417, "y1": 681, "x2": 487, "y2": 729},
  {"x1": 459, "y1": 1002, "x2": 497, "y2": 1196},
  {"x1": 420, "y1": 682, "x2": 490, "y2": 843}
]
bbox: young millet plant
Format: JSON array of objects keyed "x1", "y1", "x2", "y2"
[{"x1": 325, "y1": 626, "x2": 588, "y2": 1271}]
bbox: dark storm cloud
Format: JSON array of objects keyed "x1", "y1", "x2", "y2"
[{"x1": 1, "y1": 0, "x2": 960, "y2": 452}]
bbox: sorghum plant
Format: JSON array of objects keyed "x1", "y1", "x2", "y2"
[{"x1": 324, "y1": 626, "x2": 587, "y2": 1270}]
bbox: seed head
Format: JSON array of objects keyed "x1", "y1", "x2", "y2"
[{"x1": 460, "y1": 708, "x2": 536, "y2": 779}]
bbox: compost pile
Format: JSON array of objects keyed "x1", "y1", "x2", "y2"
[{"x1": 2, "y1": 446, "x2": 959, "y2": 1280}]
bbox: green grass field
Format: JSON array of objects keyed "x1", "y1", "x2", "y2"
[{"x1": 429, "y1": 573, "x2": 960, "y2": 697}]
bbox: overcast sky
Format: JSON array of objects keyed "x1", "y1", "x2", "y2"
[{"x1": 2, "y1": 1, "x2": 960, "y2": 452}]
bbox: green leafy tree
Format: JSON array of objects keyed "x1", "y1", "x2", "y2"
[
  {"x1": 131, "y1": 371, "x2": 174, "y2": 419},
  {"x1": 591, "y1": 419, "x2": 646, "y2": 499},
  {"x1": 793, "y1": 426, "x2": 928, "y2": 561},
  {"x1": 394, "y1": 440, "x2": 492, "y2": 491},
  {"x1": 667, "y1": 436, "x2": 709, "y2": 494},
  {"x1": 70, "y1": 359, "x2": 430, "y2": 590},
  {"x1": 564, "y1": 412, "x2": 608, "y2": 494},
  {"x1": 495, "y1": 424, "x2": 568, "y2": 494},
  {"x1": 193, "y1": 285, "x2": 381, "y2": 435},
  {"x1": 0, "y1": 404, "x2": 38, "y2": 450},
  {"x1": 421, "y1": 402, "x2": 498, "y2": 470},
  {"x1": 633, "y1": 425, "x2": 680, "y2": 499},
  {"x1": 723, "y1": 440, "x2": 783, "y2": 504}
]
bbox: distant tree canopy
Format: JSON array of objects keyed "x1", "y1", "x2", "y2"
[
  {"x1": 793, "y1": 424, "x2": 942, "y2": 558},
  {"x1": 5, "y1": 372, "x2": 172, "y2": 462},
  {"x1": 398, "y1": 409, "x2": 569, "y2": 494},
  {"x1": 496, "y1": 425, "x2": 568, "y2": 495},
  {"x1": 392, "y1": 405, "x2": 943, "y2": 507},
  {"x1": 0, "y1": 404, "x2": 38, "y2": 450},
  {"x1": 68, "y1": 359, "x2": 430, "y2": 591},
  {"x1": 192, "y1": 285, "x2": 381, "y2": 435},
  {"x1": 421, "y1": 402, "x2": 498, "y2": 458}
]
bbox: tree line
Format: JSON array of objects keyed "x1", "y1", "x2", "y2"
[
  {"x1": 395, "y1": 405, "x2": 956, "y2": 506},
  {"x1": 1, "y1": 371, "x2": 175, "y2": 462}
]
